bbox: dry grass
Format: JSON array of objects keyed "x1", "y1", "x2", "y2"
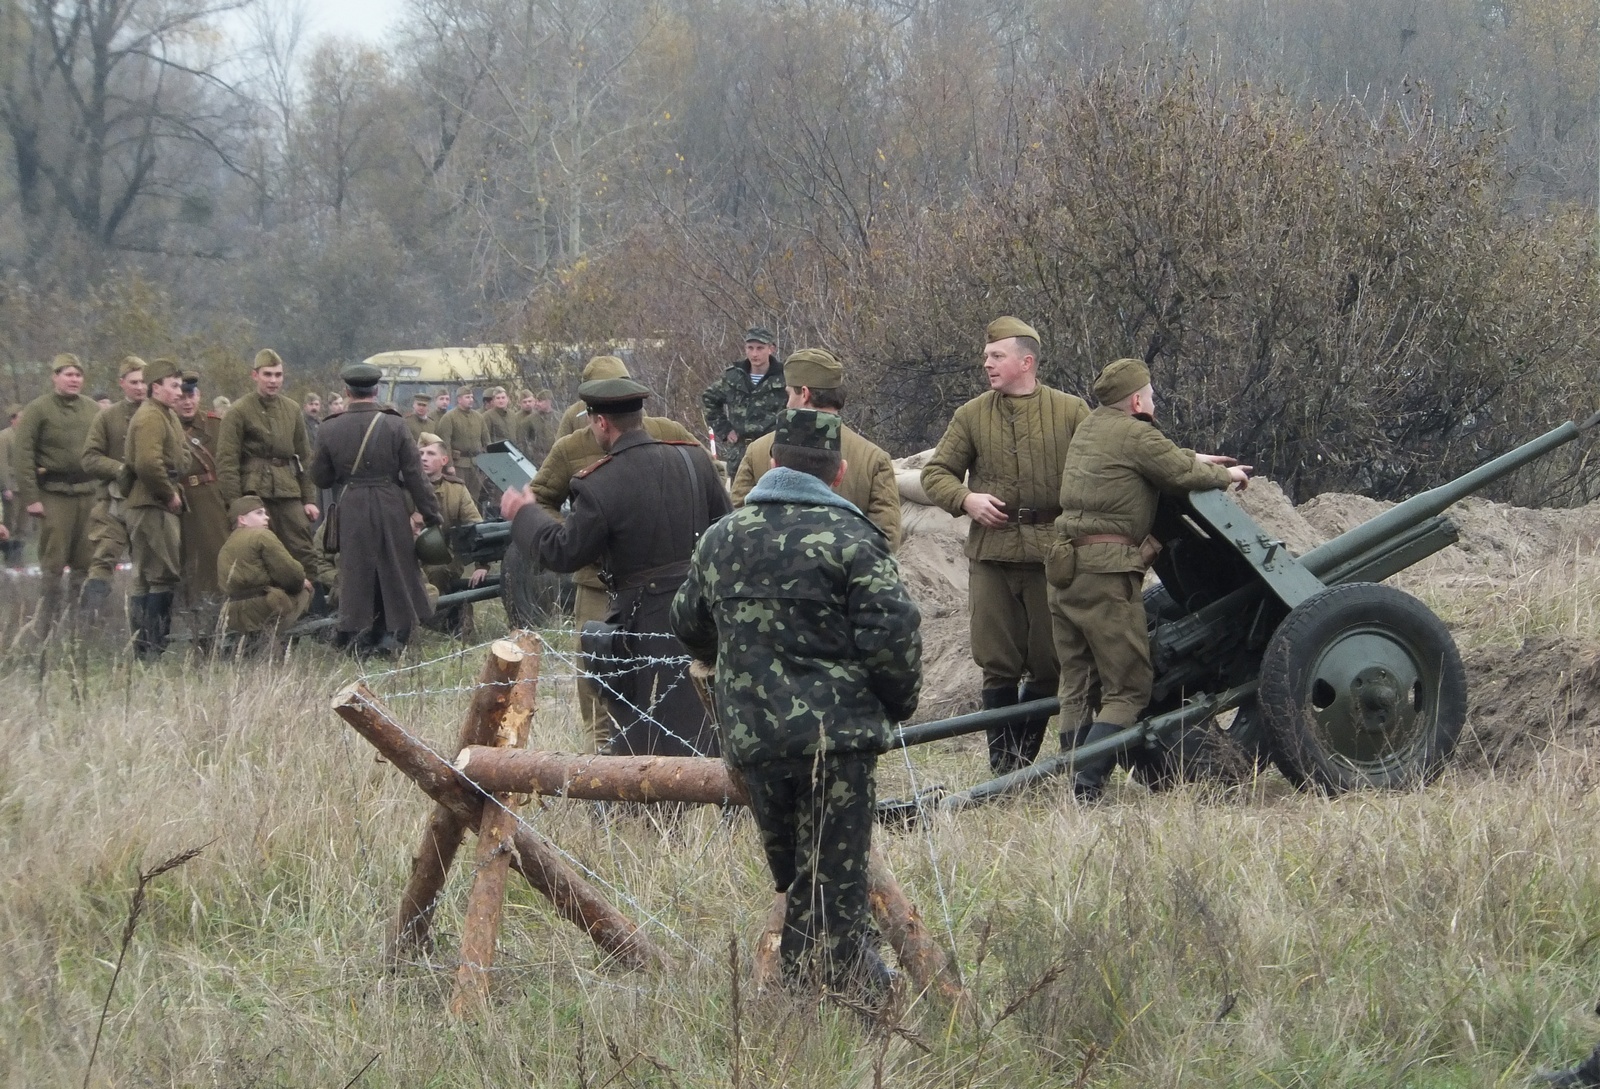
[{"x1": 3, "y1": 559, "x2": 1600, "y2": 1089}]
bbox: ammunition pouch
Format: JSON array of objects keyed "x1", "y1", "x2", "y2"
[{"x1": 1044, "y1": 537, "x2": 1077, "y2": 588}]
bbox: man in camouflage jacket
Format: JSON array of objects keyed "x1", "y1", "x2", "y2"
[
  {"x1": 700, "y1": 326, "x2": 788, "y2": 473},
  {"x1": 671, "y1": 409, "x2": 922, "y2": 1004}
]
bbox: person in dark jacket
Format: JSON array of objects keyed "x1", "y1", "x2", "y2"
[
  {"x1": 671, "y1": 409, "x2": 922, "y2": 1005},
  {"x1": 311, "y1": 363, "x2": 442, "y2": 657},
  {"x1": 700, "y1": 325, "x2": 789, "y2": 473},
  {"x1": 501, "y1": 377, "x2": 731, "y2": 756}
]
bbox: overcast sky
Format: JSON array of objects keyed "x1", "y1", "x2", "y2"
[{"x1": 299, "y1": 0, "x2": 406, "y2": 44}]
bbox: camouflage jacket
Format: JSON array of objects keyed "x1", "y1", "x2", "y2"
[
  {"x1": 670, "y1": 466, "x2": 922, "y2": 767},
  {"x1": 700, "y1": 361, "x2": 788, "y2": 459}
]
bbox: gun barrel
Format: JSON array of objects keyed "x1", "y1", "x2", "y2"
[{"x1": 1300, "y1": 418, "x2": 1591, "y2": 577}]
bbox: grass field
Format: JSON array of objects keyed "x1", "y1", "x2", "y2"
[{"x1": 3, "y1": 573, "x2": 1600, "y2": 1089}]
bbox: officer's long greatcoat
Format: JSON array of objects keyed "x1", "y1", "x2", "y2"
[
  {"x1": 311, "y1": 401, "x2": 441, "y2": 635},
  {"x1": 511, "y1": 427, "x2": 730, "y2": 756}
]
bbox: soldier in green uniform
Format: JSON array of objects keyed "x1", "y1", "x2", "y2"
[
  {"x1": 217, "y1": 495, "x2": 312, "y2": 644},
  {"x1": 701, "y1": 326, "x2": 788, "y2": 474},
  {"x1": 482, "y1": 386, "x2": 514, "y2": 444},
  {"x1": 14, "y1": 354, "x2": 99, "y2": 625},
  {"x1": 730, "y1": 348, "x2": 902, "y2": 551},
  {"x1": 175, "y1": 371, "x2": 229, "y2": 640},
  {"x1": 415, "y1": 432, "x2": 488, "y2": 637},
  {"x1": 528, "y1": 387, "x2": 702, "y2": 749},
  {"x1": 0, "y1": 403, "x2": 24, "y2": 567},
  {"x1": 555, "y1": 356, "x2": 631, "y2": 439},
  {"x1": 217, "y1": 349, "x2": 320, "y2": 572},
  {"x1": 433, "y1": 386, "x2": 490, "y2": 504},
  {"x1": 403, "y1": 393, "x2": 433, "y2": 442},
  {"x1": 515, "y1": 387, "x2": 559, "y2": 464},
  {"x1": 80, "y1": 356, "x2": 147, "y2": 613},
  {"x1": 123, "y1": 359, "x2": 193, "y2": 658},
  {"x1": 502, "y1": 377, "x2": 730, "y2": 757},
  {"x1": 671, "y1": 409, "x2": 922, "y2": 1004},
  {"x1": 920, "y1": 317, "x2": 1091, "y2": 774},
  {"x1": 1050, "y1": 359, "x2": 1250, "y2": 799}
]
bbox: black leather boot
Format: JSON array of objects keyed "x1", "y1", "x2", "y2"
[
  {"x1": 981, "y1": 686, "x2": 1021, "y2": 775},
  {"x1": 1072, "y1": 721, "x2": 1124, "y2": 801},
  {"x1": 136, "y1": 591, "x2": 173, "y2": 660},
  {"x1": 1540, "y1": 1039, "x2": 1600, "y2": 1087},
  {"x1": 81, "y1": 577, "x2": 111, "y2": 621},
  {"x1": 1013, "y1": 683, "x2": 1054, "y2": 767}
]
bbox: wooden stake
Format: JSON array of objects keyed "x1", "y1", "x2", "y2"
[
  {"x1": 332, "y1": 663, "x2": 664, "y2": 972},
  {"x1": 454, "y1": 747, "x2": 750, "y2": 805},
  {"x1": 867, "y1": 846, "x2": 973, "y2": 1012},
  {"x1": 751, "y1": 892, "x2": 786, "y2": 993},
  {"x1": 451, "y1": 639, "x2": 541, "y2": 1015}
]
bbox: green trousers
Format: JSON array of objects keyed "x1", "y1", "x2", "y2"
[
  {"x1": 1049, "y1": 569, "x2": 1150, "y2": 728},
  {"x1": 125, "y1": 505, "x2": 182, "y2": 594},
  {"x1": 968, "y1": 559, "x2": 1058, "y2": 692}
]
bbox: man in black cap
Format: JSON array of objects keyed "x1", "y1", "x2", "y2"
[
  {"x1": 311, "y1": 362, "x2": 442, "y2": 656},
  {"x1": 701, "y1": 325, "x2": 788, "y2": 474},
  {"x1": 502, "y1": 376, "x2": 731, "y2": 756}
]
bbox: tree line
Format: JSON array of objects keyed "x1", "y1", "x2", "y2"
[{"x1": 0, "y1": 0, "x2": 1594, "y2": 500}]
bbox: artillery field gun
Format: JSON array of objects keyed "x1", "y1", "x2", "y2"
[{"x1": 891, "y1": 413, "x2": 1600, "y2": 813}]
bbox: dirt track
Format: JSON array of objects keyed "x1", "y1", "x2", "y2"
[{"x1": 892, "y1": 458, "x2": 1600, "y2": 776}]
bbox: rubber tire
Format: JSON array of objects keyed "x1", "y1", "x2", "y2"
[
  {"x1": 499, "y1": 539, "x2": 572, "y2": 628},
  {"x1": 1258, "y1": 582, "x2": 1465, "y2": 793}
]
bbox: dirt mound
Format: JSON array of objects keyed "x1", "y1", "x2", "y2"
[
  {"x1": 894, "y1": 466, "x2": 981, "y2": 721},
  {"x1": 1458, "y1": 637, "x2": 1600, "y2": 775},
  {"x1": 1230, "y1": 478, "x2": 1327, "y2": 555}
]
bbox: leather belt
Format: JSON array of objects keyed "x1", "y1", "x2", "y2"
[
  {"x1": 245, "y1": 456, "x2": 293, "y2": 467},
  {"x1": 184, "y1": 471, "x2": 218, "y2": 487},
  {"x1": 617, "y1": 560, "x2": 691, "y2": 593},
  {"x1": 227, "y1": 588, "x2": 268, "y2": 603},
  {"x1": 1072, "y1": 533, "x2": 1140, "y2": 548},
  {"x1": 1008, "y1": 507, "x2": 1061, "y2": 525}
]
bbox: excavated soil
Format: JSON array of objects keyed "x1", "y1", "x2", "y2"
[{"x1": 890, "y1": 452, "x2": 1600, "y2": 777}]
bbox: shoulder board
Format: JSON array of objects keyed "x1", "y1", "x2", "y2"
[
  {"x1": 205, "y1": 412, "x2": 221, "y2": 420},
  {"x1": 573, "y1": 454, "x2": 613, "y2": 479}
]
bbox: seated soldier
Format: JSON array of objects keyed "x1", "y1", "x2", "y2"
[
  {"x1": 217, "y1": 495, "x2": 313, "y2": 645},
  {"x1": 415, "y1": 432, "x2": 489, "y2": 637}
]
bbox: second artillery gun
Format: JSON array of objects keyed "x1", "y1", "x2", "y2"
[{"x1": 892, "y1": 414, "x2": 1600, "y2": 812}]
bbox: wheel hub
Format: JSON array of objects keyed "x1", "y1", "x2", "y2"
[{"x1": 1304, "y1": 629, "x2": 1423, "y2": 765}]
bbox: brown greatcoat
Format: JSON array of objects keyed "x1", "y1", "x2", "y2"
[
  {"x1": 180, "y1": 412, "x2": 229, "y2": 597},
  {"x1": 311, "y1": 400, "x2": 442, "y2": 636},
  {"x1": 512, "y1": 427, "x2": 732, "y2": 757},
  {"x1": 730, "y1": 422, "x2": 902, "y2": 551}
]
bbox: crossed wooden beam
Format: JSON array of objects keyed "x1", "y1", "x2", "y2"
[{"x1": 332, "y1": 633, "x2": 968, "y2": 1015}]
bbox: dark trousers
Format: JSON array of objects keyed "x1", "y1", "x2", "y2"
[{"x1": 740, "y1": 752, "x2": 877, "y2": 986}]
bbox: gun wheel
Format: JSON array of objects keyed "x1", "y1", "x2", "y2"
[
  {"x1": 500, "y1": 539, "x2": 573, "y2": 628},
  {"x1": 1259, "y1": 582, "x2": 1465, "y2": 793}
]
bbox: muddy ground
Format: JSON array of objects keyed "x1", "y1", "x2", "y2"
[{"x1": 891, "y1": 455, "x2": 1600, "y2": 779}]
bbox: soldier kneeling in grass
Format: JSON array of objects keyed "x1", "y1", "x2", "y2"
[{"x1": 217, "y1": 494, "x2": 312, "y2": 652}]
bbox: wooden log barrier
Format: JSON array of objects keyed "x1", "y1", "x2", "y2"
[
  {"x1": 454, "y1": 745, "x2": 966, "y2": 1004},
  {"x1": 450, "y1": 638, "x2": 542, "y2": 1015},
  {"x1": 332, "y1": 669, "x2": 665, "y2": 972}
]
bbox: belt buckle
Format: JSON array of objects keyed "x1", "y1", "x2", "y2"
[{"x1": 1016, "y1": 507, "x2": 1035, "y2": 524}]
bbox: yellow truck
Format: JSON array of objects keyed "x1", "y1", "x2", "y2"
[{"x1": 361, "y1": 344, "x2": 524, "y2": 406}]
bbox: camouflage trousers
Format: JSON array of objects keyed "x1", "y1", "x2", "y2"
[{"x1": 739, "y1": 752, "x2": 879, "y2": 988}]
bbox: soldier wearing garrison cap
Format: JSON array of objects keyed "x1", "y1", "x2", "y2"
[
  {"x1": 482, "y1": 385, "x2": 514, "y2": 445},
  {"x1": 515, "y1": 385, "x2": 559, "y2": 465},
  {"x1": 404, "y1": 392, "x2": 433, "y2": 443},
  {"x1": 413, "y1": 429, "x2": 487, "y2": 638},
  {"x1": 78, "y1": 355, "x2": 148, "y2": 616},
  {"x1": 730, "y1": 347, "x2": 902, "y2": 551},
  {"x1": 432, "y1": 385, "x2": 490, "y2": 505},
  {"x1": 921, "y1": 317, "x2": 1092, "y2": 775},
  {"x1": 122, "y1": 358, "x2": 192, "y2": 658},
  {"x1": 701, "y1": 325, "x2": 789, "y2": 473},
  {"x1": 528, "y1": 372, "x2": 706, "y2": 748},
  {"x1": 217, "y1": 348, "x2": 319, "y2": 575},
  {"x1": 173, "y1": 369, "x2": 229, "y2": 639},
  {"x1": 0, "y1": 401, "x2": 25, "y2": 566},
  {"x1": 14, "y1": 353, "x2": 99, "y2": 626},
  {"x1": 556, "y1": 355, "x2": 632, "y2": 439},
  {"x1": 503, "y1": 376, "x2": 731, "y2": 757},
  {"x1": 1049, "y1": 358, "x2": 1250, "y2": 799},
  {"x1": 217, "y1": 494, "x2": 312, "y2": 647},
  {"x1": 311, "y1": 362, "x2": 442, "y2": 656},
  {"x1": 672, "y1": 408, "x2": 920, "y2": 1006}
]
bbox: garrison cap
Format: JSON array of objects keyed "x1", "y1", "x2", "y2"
[
  {"x1": 783, "y1": 348, "x2": 843, "y2": 390},
  {"x1": 228, "y1": 494, "x2": 266, "y2": 521},
  {"x1": 1092, "y1": 358, "x2": 1152, "y2": 405},
  {"x1": 486, "y1": 385, "x2": 507, "y2": 398},
  {"x1": 744, "y1": 326, "x2": 777, "y2": 346},
  {"x1": 253, "y1": 348, "x2": 283, "y2": 370},
  {"x1": 578, "y1": 377, "x2": 651, "y2": 414},
  {"x1": 454, "y1": 386, "x2": 473, "y2": 398},
  {"x1": 536, "y1": 387, "x2": 554, "y2": 400},
  {"x1": 144, "y1": 358, "x2": 182, "y2": 384},
  {"x1": 985, "y1": 316, "x2": 1040, "y2": 344},
  {"x1": 51, "y1": 353, "x2": 83, "y2": 373},
  {"x1": 119, "y1": 355, "x2": 147, "y2": 378},
  {"x1": 514, "y1": 387, "x2": 533, "y2": 400},
  {"x1": 341, "y1": 362, "x2": 383, "y2": 389},
  {"x1": 413, "y1": 392, "x2": 431, "y2": 404},
  {"x1": 417, "y1": 431, "x2": 444, "y2": 447},
  {"x1": 581, "y1": 355, "x2": 631, "y2": 382},
  {"x1": 774, "y1": 408, "x2": 841, "y2": 452}
]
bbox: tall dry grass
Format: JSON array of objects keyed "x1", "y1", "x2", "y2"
[{"x1": 2, "y1": 557, "x2": 1599, "y2": 1088}]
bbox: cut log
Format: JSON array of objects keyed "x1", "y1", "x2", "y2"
[
  {"x1": 451, "y1": 639, "x2": 543, "y2": 1015},
  {"x1": 867, "y1": 847, "x2": 972, "y2": 1012},
  {"x1": 751, "y1": 892, "x2": 786, "y2": 993},
  {"x1": 386, "y1": 639, "x2": 528, "y2": 961},
  {"x1": 332, "y1": 668, "x2": 665, "y2": 971},
  {"x1": 454, "y1": 748, "x2": 750, "y2": 805}
]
